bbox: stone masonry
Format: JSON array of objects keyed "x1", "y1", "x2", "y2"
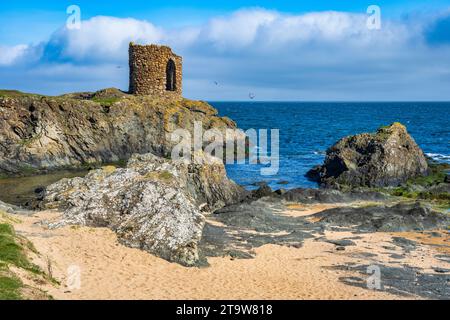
[{"x1": 129, "y1": 43, "x2": 182, "y2": 99}]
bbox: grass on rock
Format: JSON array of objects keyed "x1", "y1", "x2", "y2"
[{"x1": 92, "y1": 97, "x2": 121, "y2": 107}]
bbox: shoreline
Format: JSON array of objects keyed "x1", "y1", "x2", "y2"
[{"x1": 7, "y1": 203, "x2": 449, "y2": 300}]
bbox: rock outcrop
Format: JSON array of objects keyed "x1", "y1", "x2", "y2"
[
  {"x1": 41, "y1": 152, "x2": 245, "y2": 266},
  {"x1": 314, "y1": 202, "x2": 450, "y2": 232},
  {"x1": 0, "y1": 199, "x2": 30, "y2": 215},
  {"x1": 306, "y1": 123, "x2": 429, "y2": 188},
  {"x1": 0, "y1": 88, "x2": 236, "y2": 176}
]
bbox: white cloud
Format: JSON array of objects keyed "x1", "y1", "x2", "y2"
[
  {"x1": 38, "y1": 9, "x2": 419, "y2": 62},
  {"x1": 1, "y1": 8, "x2": 450, "y2": 100},
  {"x1": 0, "y1": 44, "x2": 29, "y2": 66},
  {"x1": 43, "y1": 16, "x2": 163, "y2": 63}
]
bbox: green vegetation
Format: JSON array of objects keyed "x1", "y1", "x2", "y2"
[
  {"x1": 391, "y1": 188, "x2": 450, "y2": 201},
  {"x1": 112, "y1": 159, "x2": 128, "y2": 168},
  {"x1": 375, "y1": 122, "x2": 405, "y2": 141},
  {"x1": 158, "y1": 170, "x2": 174, "y2": 181},
  {"x1": 17, "y1": 164, "x2": 38, "y2": 176},
  {"x1": 0, "y1": 223, "x2": 41, "y2": 274},
  {"x1": 387, "y1": 161, "x2": 450, "y2": 208},
  {"x1": 409, "y1": 162, "x2": 449, "y2": 186},
  {"x1": 0, "y1": 274, "x2": 23, "y2": 300},
  {"x1": 0, "y1": 220, "x2": 54, "y2": 300},
  {"x1": 92, "y1": 97, "x2": 121, "y2": 107},
  {"x1": 143, "y1": 170, "x2": 174, "y2": 182},
  {"x1": 0, "y1": 90, "x2": 44, "y2": 99}
]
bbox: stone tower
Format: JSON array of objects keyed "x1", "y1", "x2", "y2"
[{"x1": 129, "y1": 43, "x2": 182, "y2": 99}]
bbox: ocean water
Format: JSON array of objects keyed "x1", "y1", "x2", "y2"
[{"x1": 210, "y1": 102, "x2": 450, "y2": 190}]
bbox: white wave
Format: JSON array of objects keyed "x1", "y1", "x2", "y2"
[{"x1": 425, "y1": 153, "x2": 450, "y2": 162}]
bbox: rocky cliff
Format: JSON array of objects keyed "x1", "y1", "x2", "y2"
[
  {"x1": 0, "y1": 88, "x2": 236, "y2": 176},
  {"x1": 307, "y1": 123, "x2": 429, "y2": 188}
]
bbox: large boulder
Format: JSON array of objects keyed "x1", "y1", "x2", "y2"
[
  {"x1": 41, "y1": 152, "x2": 245, "y2": 266},
  {"x1": 0, "y1": 88, "x2": 237, "y2": 175},
  {"x1": 307, "y1": 123, "x2": 429, "y2": 188}
]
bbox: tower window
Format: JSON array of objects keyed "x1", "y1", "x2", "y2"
[{"x1": 166, "y1": 59, "x2": 176, "y2": 91}]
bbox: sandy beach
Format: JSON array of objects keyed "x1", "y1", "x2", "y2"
[{"x1": 9, "y1": 205, "x2": 449, "y2": 300}]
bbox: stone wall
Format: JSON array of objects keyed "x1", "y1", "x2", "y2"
[{"x1": 129, "y1": 43, "x2": 182, "y2": 99}]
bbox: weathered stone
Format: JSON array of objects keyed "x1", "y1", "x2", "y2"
[
  {"x1": 0, "y1": 90, "x2": 236, "y2": 175},
  {"x1": 313, "y1": 202, "x2": 450, "y2": 232},
  {"x1": 306, "y1": 123, "x2": 429, "y2": 188},
  {"x1": 249, "y1": 182, "x2": 273, "y2": 199},
  {"x1": 129, "y1": 44, "x2": 182, "y2": 99},
  {"x1": 281, "y1": 188, "x2": 387, "y2": 204},
  {"x1": 0, "y1": 200, "x2": 30, "y2": 215},
  {"x1": 41, "y1": 152, "x2": 245, "y2": 266}
]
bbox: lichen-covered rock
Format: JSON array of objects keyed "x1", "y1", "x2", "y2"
[
  {"x1": 0, "y1": 88, "x2": 236, "y2": 175},
  {"x1": 307, "y1": 123, "x2": 429, "y2": 188},
  {"x1": 41, "y1": 152, "x2": 245, "y2": 266}
]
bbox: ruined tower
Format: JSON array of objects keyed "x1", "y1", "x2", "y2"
[{"x1": 129, "y1": 43, "x2": 182, "y2": 99}]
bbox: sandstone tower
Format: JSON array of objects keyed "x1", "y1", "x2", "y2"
[{"x1": 129, "y1": 43, "x2": 182, "y2": 99}]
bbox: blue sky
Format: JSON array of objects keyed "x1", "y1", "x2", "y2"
[{"x1": 1, "y1": 1, "x2": 450, "y2": 100}]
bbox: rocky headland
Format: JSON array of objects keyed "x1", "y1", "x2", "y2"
[
  {"x1": 0, "y1": 90, "x2": 449, "y2": 300},
  {"x1": 0, "y1": 88, "x2": 236, "y2": 176}
]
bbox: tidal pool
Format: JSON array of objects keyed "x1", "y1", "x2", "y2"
[{"x1": 0, "y1": 170, "x2": 88, "y2": 207}]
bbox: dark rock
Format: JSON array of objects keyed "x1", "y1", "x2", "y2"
[
  {"x1": 277, "y1": 180, "x2": 289, "y2": 185},
  {"x1": 444, "y1": 174, "x2": 450, "y2": 183},
  {"x1": 250, "y1": 182, "x2": 273, "y2": 199},
  {"x1": 351, "y1": 252, "x2": 378, "y2": 258},
  {"x1": 34, "y1": 186, "x2": 45, "y2": 194},
  {"x1": 330, "y1": 264, "x2": 450, "y2": 299},
  {"x1": 336, "y1": 246, "x2": 346, "y2": 251},
  {"x1": 392, "y1": 237, "x2": 418, "y2": 252},
  {"x1": 207, "y1": 198, "x2": 319, "y2": 256},
  {"x1": 275, "y1": 189, "x2": 287, "y2": 195},
  {"x1": 425, "y1": 231, "x2": 443, "y2": 238},
  {"x1": 313, "y1": 202, "x2": 450, "y2": 232},
  {"x1": 325, "y1": 239, "x2": 356, "y2": 247},
  {"x1": 435, "y1": 254, "x2": 450, "y2": 263},
  {"x1": 281, "y1": 187, "x2": 387, "y2": 204},
  {"x1": 306, "y1": 123, "x2": 429, "y2": 188},
  {"x1": 433, "y1": 267, "x2": 450, "y2": 274},
  {"x1": 389, "y1": 254, "x2": 406, "y2": 259},
  {"x1": 305, "y1": 165, "x2": 321, "y2": 182}
]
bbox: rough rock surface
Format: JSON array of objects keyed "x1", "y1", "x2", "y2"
[
  {"x1": 0, "y1": 199, "x2": 30, "y2": 215},
  {"x1": 314, "y1": 202, "x2": 450, "y2": 232},
  {"x1": 41, "y1": 152, "x2": 245, "y2": 266},
  {"x1": 280, "y1": 188, "x2": 387, "y2": 204},
  {"x1": 307, "y1": 123, "x2": 429, "y2": 188},
  {"x1": 129, "y1": 44, "x2": 182, "y2": 99},
  {"x1": 0, "y1": 88, "x2": 236, "y2": 175}
]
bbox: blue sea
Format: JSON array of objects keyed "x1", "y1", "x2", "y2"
[{"x1": 210, "y1": 102, "x2": 450, "y2": 190}]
